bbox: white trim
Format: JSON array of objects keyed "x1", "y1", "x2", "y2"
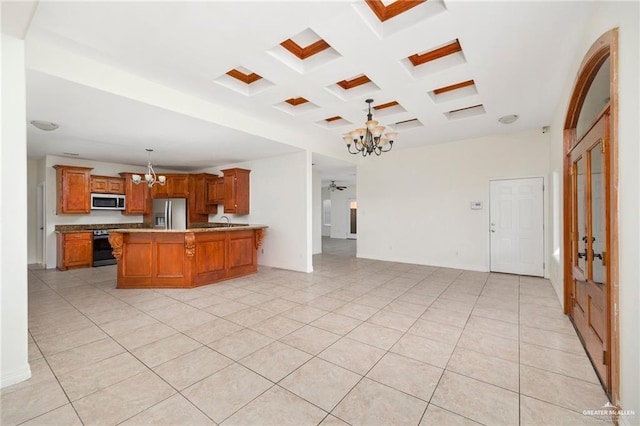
[{"x1": 1, "y1": 364, "x2": 31, "y2": 389}]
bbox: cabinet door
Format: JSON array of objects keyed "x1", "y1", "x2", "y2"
[
  {"x1": 222, "y1": 168, "x2": 250, "y2": 215},
  {"x1": 92, "y1": 176, "x2": 125, "y2": 194},
  {"x1": 54, "y1": 165, "x2": 92, "y2": 214},
  {"x1": 192, "y1": 176, "x2": 207, "y2": 214},
  {"x1": 91, "y1": 177, "x2": 109, "y2": 193},
  {"x1": 169, "y1": 175, "x2": 190, "y2": 198},
  {"x1": 214, "y1": 177, "x2": 225, "y2": 204},
  {"x1": 58, "y1": 232, "x2": 92, "y2": 270},
  {"x1": 151, "y1": 175, "x2": 189, "y2": 198},
  {"x1": 120, "y1": 173, "x2": 149, "y2": 214},
  {"x1": 107, "y1": 178, "x2": 125, "y2": 194},
  {"x1": 206, "y1": 180, "x2": 217, "y2": 205}
]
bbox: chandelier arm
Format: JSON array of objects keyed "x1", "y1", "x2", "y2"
[
  {"x1": 380, "y1": 141, "x2": 394, "y2": 152},
  {"x1": 347, "y1": 143, "x2": 360, "y2": 155}
]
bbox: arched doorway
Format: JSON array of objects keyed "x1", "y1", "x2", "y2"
[{"x1": 563, "y1": 29, "x2": 619, "y2": 402}]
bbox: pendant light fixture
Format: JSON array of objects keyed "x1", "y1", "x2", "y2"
[
  {"x1": 343, "y1": 99, "x2": 397, "y2": 157},
  {"x1": 132, "y1": 149, "x2": 166, "y2": 187}
]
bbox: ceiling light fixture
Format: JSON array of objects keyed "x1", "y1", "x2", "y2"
[
  {"x1": 343, "y1": 99, "x2": 397, "y2": 157},
  {"x1": 498, "y1": 114, "x2": 519, "y2": 124},
  {"x1": 30, "y1": 120, "x2": 59, "y2": 131},
  {"x1": 132, "y1": 149, "x2": 166, "y2": 187}
]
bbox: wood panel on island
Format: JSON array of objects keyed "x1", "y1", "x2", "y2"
[{"x1": 108, "y1": 226, "x2": 266, "y2": 288}]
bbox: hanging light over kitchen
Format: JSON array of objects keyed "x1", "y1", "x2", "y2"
[
  {"x1": 132, "y1": 149, "x2": 166, "y2": 187},
  {"x1": 343, "y1": 99, "x2": 397, "y2": 157}
]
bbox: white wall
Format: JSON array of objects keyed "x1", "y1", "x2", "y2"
[
  {"x1": 547, "y1": 2, "x2": 639, "y2": 420},
  {"x1": 329, "y1": 185, "x2": 357, "y2": 239},
  {"x1": 1, "y1": 34, "x2": 31, "y2": 387},
  {"x1": 312, "y1": 170, "x2": 322, "y2": 255},
  {"x1": 358, "y1": 129, "x2": 550, "y2": 272},
  {"x1": 205, "y1": 151, "x2": 312, "y2": 273}
]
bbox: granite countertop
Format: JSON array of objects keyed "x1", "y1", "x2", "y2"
[
  {"x1": 55, "y1": 223, "x2": 151, "y2": 233},
  {"x1": 108, "y1": 225, "x2": 267, "y2": 233}
]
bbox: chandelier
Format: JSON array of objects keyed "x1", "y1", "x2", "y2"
[
  {"x1": 132, "y1": 149, "x2": 166, "y2": 187},
  {"x1": 343, "y1": 99, "x2": 397, "y2": 157}
]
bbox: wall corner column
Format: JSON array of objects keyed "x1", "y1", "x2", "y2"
[{"x1": 1, "y1": 34, "x2": 31, "y2": 388}]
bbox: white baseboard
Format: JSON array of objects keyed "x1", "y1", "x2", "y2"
[{"x1": 0, "y1": 363, "x2": 32, "y2": 389}]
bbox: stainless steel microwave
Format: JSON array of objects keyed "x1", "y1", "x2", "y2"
[{"x1": 91, "y1": 193, "x2": 126, "y2": 210}]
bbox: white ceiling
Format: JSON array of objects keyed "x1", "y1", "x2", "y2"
[{"x1": 22, "y1": 1, "x2": 596, "y2": 183}]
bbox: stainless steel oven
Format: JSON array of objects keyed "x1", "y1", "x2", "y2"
[{"x1": 92, "y1": 230, "x2": 116, "y2": 266}]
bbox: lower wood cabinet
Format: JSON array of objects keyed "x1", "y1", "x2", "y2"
[
  {"x1": 57, "y1": 232, "x2": 92, "y2": 270},
  {"x1": 109, "y1": 228, "x2": 264, "y2": 288}
]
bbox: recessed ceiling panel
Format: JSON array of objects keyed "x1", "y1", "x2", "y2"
[
  {"x1": 267, "y1": 28, "x2": 341, "y2": 74},
  {"x1": 371, "y1": 100, "x2": 407, "y2": 118},
  {"x1": 444, "y1": 104, "x2": 486, "y2": 120},
  {"x1": 316, "y1": 115, "x2": 351, "y2": 129},
  {"x1": 214, "y1": 66, "x2": 274, "y2": 96},
  {"x1": 326, "y1": 74, "x2": 380, "y2": 101},
  {"x1": 353, "y1": 0, "x2": 446, "y2": 39},
  {"x1": 429, "y1": 79, "x2": 478, "y2": 104},
  {"x1": 401, "y1": 39, "x2": 467, "y2": 79},
  {"x1": 273, "y1": 97, "x2": 320, "y2": 116},
  {"x1": 391, "y1": 118, "x2": 423, "y2": 131}
]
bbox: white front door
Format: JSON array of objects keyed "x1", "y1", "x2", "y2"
[{"x1": 490, "y1": 178, "x2": 544, "y2": 276}]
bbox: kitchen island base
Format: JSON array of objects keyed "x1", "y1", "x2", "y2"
[{"x1": 108, "y1": 227, "x2": 265, "y2": 288}]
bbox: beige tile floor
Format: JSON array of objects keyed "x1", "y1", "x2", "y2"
[{"x1": 1, "y1": 239, "x2": 614, "y2": 425}]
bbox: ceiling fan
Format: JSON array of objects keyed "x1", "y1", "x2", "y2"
[{"x1": 328, "y1": 181, "x2": 347, "y2": 192}]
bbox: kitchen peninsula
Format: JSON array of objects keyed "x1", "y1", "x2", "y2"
[{"x1": 108, "y1": 225, "x2": 266, "y2": 288}]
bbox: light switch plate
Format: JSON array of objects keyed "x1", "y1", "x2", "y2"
[{"x1": 470, "y1": 201, "x2": 482, "y2": 210}]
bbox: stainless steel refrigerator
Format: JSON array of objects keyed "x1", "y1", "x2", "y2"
[{"x1": 153, "y1": 198, "x2": 187, "y2": 230}]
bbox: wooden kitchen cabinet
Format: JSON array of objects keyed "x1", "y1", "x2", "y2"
[
  {"x1": 190, "y1": 173, "x2": 218, "y2": 215},
  {"x1": 119, "y1": 172, "x2": 150, "y2": 215},
  {"x1": 57, "y1": 232, "x2": 92, "y2": 270},
  {"x1": 91, "y1": 175, "x2": 125, "y2": 194},
  {"x1": 151, "y1": 174, "x2": 190, "y2": 198},
  {"x1": 207, "y1": 177, "x2": 225, "y2": 205},
  {"x1": 222, "y1": 168, "x2": 250, "y2": 215},
  {"x1": 53, "y1": 165, "x2": 93, "y2": 214}
]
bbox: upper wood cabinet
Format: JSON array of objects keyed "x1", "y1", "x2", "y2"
[
  {"x1": 91, "y1": 175, "x2": 125, "y2": 194},
  {"x1": 222, "y1": 168, "x2": 250, "y2": 215},
  {"x1": 53, "y1": 165, "x2": 93, "y2": 214},
  {"x1": 190, "y1": 173, "x2": 218, "y2": 215},
  {"x1": 119, "y1": 172, "x2": 150, "y2": 215},
  {"x1": 151, "y1": 174, "x2": 190, "y2": 198},
  {"x1": 207, "y1": 176, "x2": 225, "y2": 205}
]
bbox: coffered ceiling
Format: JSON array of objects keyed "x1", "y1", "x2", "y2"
[{"x1": 22, "y1": 1, "x2": 596, "y2": 181}]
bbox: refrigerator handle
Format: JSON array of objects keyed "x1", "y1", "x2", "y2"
[
  {"x1": 168, "y1": 200, "x2": 173, "y2": 229},
  {"x1": 164, "y1": 200, "x2": 169, "y2": 230}
]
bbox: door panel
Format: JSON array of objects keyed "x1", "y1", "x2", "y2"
[
  {"x1": 569, "y1": 113, "x2": 609, "y2": 388},
  {"x1": 490, "y1": 178, "x2": 544, "y2": 276}
]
